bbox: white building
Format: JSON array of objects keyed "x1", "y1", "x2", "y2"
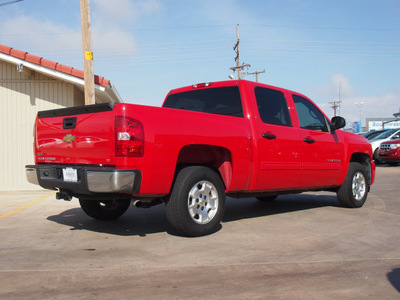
[{"x1": 0, "y1": 44, "x2": 122, "y2": 191}]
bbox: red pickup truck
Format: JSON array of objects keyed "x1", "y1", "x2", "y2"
[{"x1": 26, "y1": 80, "x2": 375, "y2": 236}]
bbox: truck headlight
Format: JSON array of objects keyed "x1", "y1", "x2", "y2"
[{"x1": 390, "y1": 143, "x2": 400, "y2": 149}]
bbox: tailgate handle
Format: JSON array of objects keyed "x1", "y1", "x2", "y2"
[{"x1": 63, "y1": 117, "x2": 77, "y2": 129}]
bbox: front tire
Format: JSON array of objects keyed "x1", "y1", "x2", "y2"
[
  {"x1": 373, "y1": 149, "x2": 385, "y2": 164},
  {"x1": 79, "y1": 198, "x2": 131, "y2": 220},
  {"x1": 337, "y1": 162, "x2": 369, "y2": 208},
  {"x1": 165, "y1": 166, "x2": 226, "y2": 237}
]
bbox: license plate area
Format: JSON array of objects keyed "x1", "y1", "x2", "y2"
[{"x1": 63, "y1": 167, "x2": 78, "y2": 182}]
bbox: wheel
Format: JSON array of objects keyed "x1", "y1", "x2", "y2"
[
  {"x1": 337, "y1": 162, "x2": 369, "y2": 208},
  {"x1": 79, "y1": 198, "x2": 131, "y2": 220},
  {"x1": 165, "y1": 166, "x2": 226, "y2": 237},
  {"x1": 373, "y1": 149, "x2": 385, "y2": 164},
  {"x1": 256, "y1": 195, "x2": 278, "y2": 202}
]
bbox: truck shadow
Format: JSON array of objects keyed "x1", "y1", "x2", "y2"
[
  {"x1": 223, "y1": 194, "x2": 338, "y2": 223},
  {"x1": 47, "y1": 194, "x2": 339, "y2": 237},
  {"x1": 387, "y1": 268, "x2": 400, "y2": 293}
]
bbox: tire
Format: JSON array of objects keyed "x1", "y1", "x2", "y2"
[
  {"x1": 337, "y1": 162, "x2": 369, "y2": 208},
  {"x1": 373, "y1": 149, "x2": 385, "y2": 164},
  {"x1": 79, "y1": 198, "x2": 131, "y2": 220},
  {"x1": 256, "y1": 195, "x2": 278, "y2": 202},
  {"x1": 165, "y1": 166, "x2": 226, "y2": 237}
]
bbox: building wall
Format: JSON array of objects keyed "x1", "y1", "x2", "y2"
[{"x1": 0, "y1": 60, "x2": 82, "y2": 190}]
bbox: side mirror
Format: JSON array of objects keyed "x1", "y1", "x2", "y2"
[
  {"x1": 331, "y1": 116, "x2": 346, "y2": 131},
  {"x1": 391, "y1": 135, "x2": 400, "y2": 140}
]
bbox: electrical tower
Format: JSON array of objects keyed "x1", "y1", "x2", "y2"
[{"x1": 230, "y1": 25, "x2": 250, "y2": 79}]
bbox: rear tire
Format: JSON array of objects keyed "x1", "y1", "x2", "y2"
[
  {"x1": 337, "y1": 162, "x2": 369, "y2": 208},
  {"x1": 79, "y1": 198, "x2": 131, "y2": 220},
  {"x1": 165, "y1": 166, "x2": 226, "y2": 237}
]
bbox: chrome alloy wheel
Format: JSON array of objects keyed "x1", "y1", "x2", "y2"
[
  {"x1": 352, "y1": 171, "x2": 366, "y2": 201},
  {"x1": 188, "y1": 180, "x2": 219, "y2": 224}
]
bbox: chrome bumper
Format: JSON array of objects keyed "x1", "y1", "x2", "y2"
[{"x1": 86, "y1": 171, "x2": 136, "y2": 193}]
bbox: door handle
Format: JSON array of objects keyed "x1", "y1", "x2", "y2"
[
  {"x1": 262, "y1": 133, "x2": 277, "y2": 140},
  {"x1": 304, "y1": 138, "x2": 315, "y2": 144}
]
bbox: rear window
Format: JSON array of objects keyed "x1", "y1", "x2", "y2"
[{"x1": 163, "y1": 86, "x2": 244, "y2": 117}]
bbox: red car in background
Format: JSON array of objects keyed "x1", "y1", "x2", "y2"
[{"x1": 378, "y1": 139, "x2": 400, "y2": 165}]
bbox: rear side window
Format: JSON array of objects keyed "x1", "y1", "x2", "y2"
[
  {"x1": 254, "y1": 87, "x2": 292, "y2": 126},
  {"x1": 163, "y1": 86, "x2": 244, "y2": 117}
]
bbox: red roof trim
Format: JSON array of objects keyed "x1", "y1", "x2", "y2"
[{"x1": 0, "y1": 44, "x2": 110, "y2": 88}]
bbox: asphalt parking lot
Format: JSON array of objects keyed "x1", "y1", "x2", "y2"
[{"x1": 1, "y1": 165, "x2": 400, "y2": 299}]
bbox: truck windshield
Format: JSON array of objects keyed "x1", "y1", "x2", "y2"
[{"x1": 164, "y1": 86, "x2": 244, "y2": 118}]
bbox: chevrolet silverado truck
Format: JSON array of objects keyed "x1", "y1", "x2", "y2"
[{"x1": 26, "y1": 80, "x2": 375, "y2": 236}]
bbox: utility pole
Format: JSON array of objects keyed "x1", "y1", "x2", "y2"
[
  {"x1": 80, "y1": 0, "x2": 95, "y2": 105},
  {"x1": 247, "y1": 69, "x2": 265, "y2": 82},
  {"x1": 330, "y1": 82, "x2": 342, "y2": 116},
  {"x1": 355, "y1": 102, "x2": 365, "y2": 125},
  {"x1": 230, "y1": 24, "x2": 250, "y2": 79},
  {"x1": 330, "y1": 100, "x2": 342, "y2": 116}
]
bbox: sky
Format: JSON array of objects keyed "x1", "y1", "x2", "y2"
[{"x1": 0, "y1": 0, "x2": 399, "y2": 128}]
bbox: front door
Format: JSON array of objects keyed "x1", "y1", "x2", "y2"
[{"x1": 292, "y1": 94, "x2": 344, "y2": 187}]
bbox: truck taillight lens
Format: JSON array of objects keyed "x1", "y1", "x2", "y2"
[{"x1": 115, "y1": 116, "x2": 144, "y2": 157}]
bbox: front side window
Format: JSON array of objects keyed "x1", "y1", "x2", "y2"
[
  {"x1": 293, "y1": 95, "x2": 328, "y2": 132},
  {"x1": 163, "y1": 86, "x2": 243, "y2": 117},
  {"x1": 254, "y1": 87, "x2": 292, "y2": 126}
]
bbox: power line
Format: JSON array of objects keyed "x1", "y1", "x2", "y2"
[{"x1": 0, "y1": 0, "x2": 22, "y2": 7}]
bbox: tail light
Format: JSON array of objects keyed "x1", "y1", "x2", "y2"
[{"x1": 115, "y1": 116, "x2": 144, "y2": 157}]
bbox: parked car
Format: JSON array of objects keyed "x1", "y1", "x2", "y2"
[
  {"x1": 370, "y1": 128, "x2": 400, "y2": 163},
  {"x1": 362, "y1": 129, "x2": 389, "y2": 140},
  {"x1": 378, "y1": 139, "x2": 400, "y2": 165}
]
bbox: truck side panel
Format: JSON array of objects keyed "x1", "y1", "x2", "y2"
[{"x1": 113, "y1": 104, "x2": 253, "y2": 196}]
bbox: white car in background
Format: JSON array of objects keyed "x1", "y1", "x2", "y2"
[{"x1": 370, "y1": 128, "x2": 400, "y2": 163}]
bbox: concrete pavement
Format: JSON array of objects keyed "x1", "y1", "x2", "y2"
[{"x1": 0, "y1": 165, "x2": 399, "y2": 299}]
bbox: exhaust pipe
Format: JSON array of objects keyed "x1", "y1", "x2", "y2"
[
  {"x1": 133, "y1": 200, "x2": 143, "y2": 207},
  {"x1": 132, "y1": 198, "x2": 163, "y2": 208}
]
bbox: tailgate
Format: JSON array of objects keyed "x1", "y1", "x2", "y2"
[{"x1": 35, "y1": 103, "x2": 116, "y2": 165}]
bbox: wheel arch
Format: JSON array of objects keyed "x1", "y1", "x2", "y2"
[
  {"x1": 175, "y1": 144, "x2": 232, "y2": 191},
  {"x1": 349, "y1": 152, "x2": 373, "y2": 185}
]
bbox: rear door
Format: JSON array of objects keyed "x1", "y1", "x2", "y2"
[{"x1": 254, "y1": 87, "x2": 302, "y2": 190}]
